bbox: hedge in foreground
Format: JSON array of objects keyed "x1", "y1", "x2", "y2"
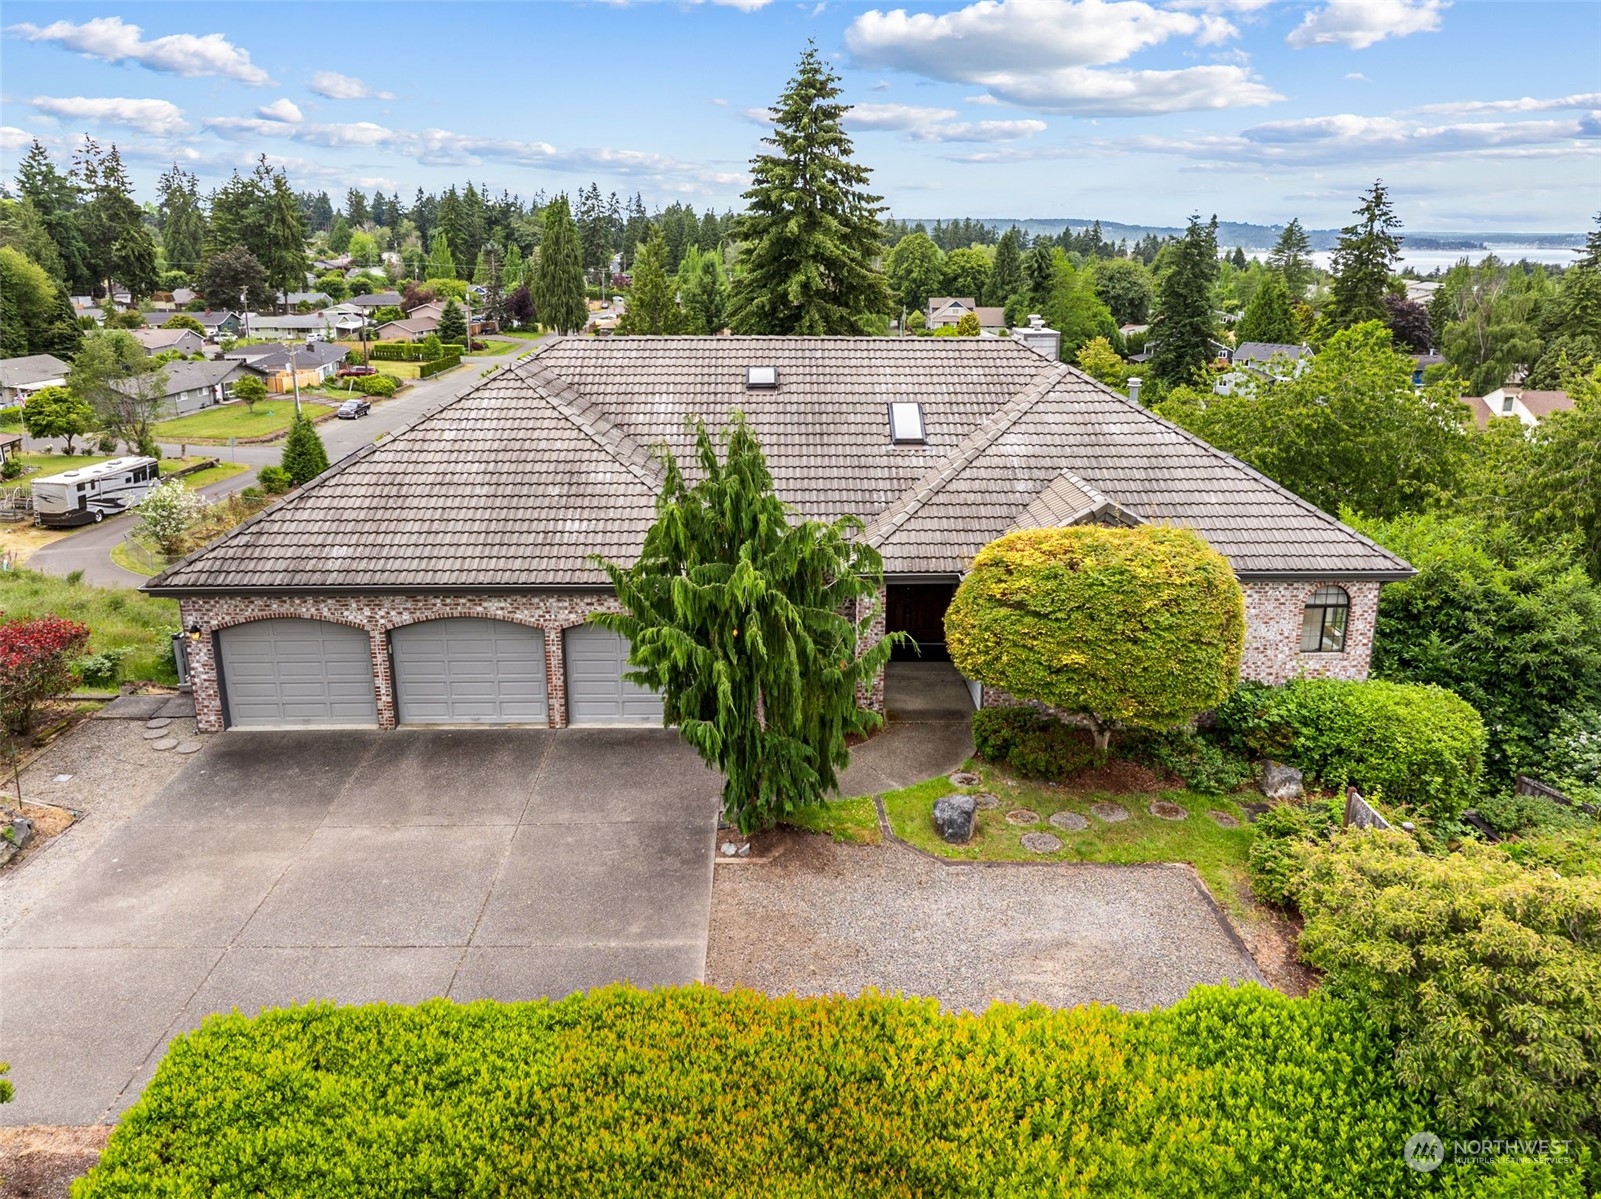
[{"x1": 74, "y1": 983, "x2": 1577, "y2": 1198}]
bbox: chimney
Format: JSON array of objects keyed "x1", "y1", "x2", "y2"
[
  {"x1": 1011, "y1": 314, "x2": 1061, "y2": 362},
  {"x1": 1127, "y1": 377, "x2": 1142, "y2": 405}
]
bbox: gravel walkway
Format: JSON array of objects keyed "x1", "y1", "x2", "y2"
[{"x1": 706, "y1": 833, "x2": 1261, "y2": 1012}]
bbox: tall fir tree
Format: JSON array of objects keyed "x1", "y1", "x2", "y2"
[
  {"x1": 1326, "y1": 181, "x2": 1403, "y2": 332},
  {"x1": 987, "y1": 227, "x2": 1025, "y2": 307},
  {"x1": 681, "y1": 247, "x2": 730, "y2": 334},
  {"x1": 1236, "y1": 272, "x2": 1301, "y2": 345},
  {"x1": 156, "y1": 165, "x2": 206, "y2": 277},
  {"x1": 1269, "y1": 217, "x2": 1313, "y2": 300},
  {"x1": 262, "y1": 168, "x2": 310, "y2": 306},
  {"x1": 280, "y1": 412, "x2": 330, "y2": 486},
  {"x1": 727, "y1": 43, "x2": 891, "y2": 335},
  {"x1": 618, "y1": 228, "x2": 683, "y2": 334},
  {"x1": 436, "y1": 299, "x2": 468, "y2": 346},
  {"x1": 534, "y1": 195, "x2": 587, "y2": 334},
  {"x1": 1023, "y1": 238, "x2": 1055, "y2": 307},
  {"x1": 425, "y1": 230, "x2": 457, "y2": 282},
  {"x1": 1148, "y1": 214, "x2": 1219, "y2": 388},
  {"x1": 15, "y1": 139, "x2": 94, "y2": 293},
  {"x1": 594, "y1": 416, "x2": 895, "y2": 834}
]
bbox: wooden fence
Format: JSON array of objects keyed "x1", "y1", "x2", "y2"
[
  {"x1": 1516, "y1": 774, "x2": 1600, "y2": 818},
  {"x1": 1343, "y1": 786, "x2": 1392, "y2": 831}
]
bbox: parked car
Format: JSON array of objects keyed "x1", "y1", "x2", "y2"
[
  {"x1": 337, "y1": 364, "x2": 378, "y2": 377},
  {"x1": 336, "y1": 399, "x2": 371, "y2": 419}
]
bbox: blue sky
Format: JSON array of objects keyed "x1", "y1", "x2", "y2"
[{"x1": 1, "y1": 1, "x2": 1597, "y2": 232}]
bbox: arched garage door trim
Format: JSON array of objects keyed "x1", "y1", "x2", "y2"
[
  {"x1": 390, "y1": 617, "x2": 549, "y2": 726},
  {"x1": 563, "y1": 624, "x2": 664, "y2": 726},
  {"x1": 217, "y1": 618, "x2": 378, "y2": 729}
]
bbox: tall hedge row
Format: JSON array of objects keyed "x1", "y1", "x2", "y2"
[{"x1": 73, "y1": 983, "x2": 1561, "y2": 1198}]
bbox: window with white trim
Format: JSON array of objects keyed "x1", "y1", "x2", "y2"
[
  {"x1": 889, "y1": 401, "x2": 926, "y2": 444},
  {"x1": 1299, "y1": 585, "x2": 1350, "y2": 653}
]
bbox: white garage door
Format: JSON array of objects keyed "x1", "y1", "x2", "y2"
[
  {"x1": 218, "y1": 619, "x2": 377, "y2": 728},
  {"x1": 391, "y1": 619, "x2": 548, "y2": 725},
  {"x1": 564, "y1": 624, "x2": 664, "y2": 726}
]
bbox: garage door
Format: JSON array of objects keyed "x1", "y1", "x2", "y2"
[
  {"x1": 391, "y1": 619, "x2": 548, "y2": 725},
  {"x1": 218, "y1": 619, "x2": 377, "y2": 728},
  {"x1": 564, "y1": 624, "x2": 664, "y2": 726}
]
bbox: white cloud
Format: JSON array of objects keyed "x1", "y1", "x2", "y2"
[
  {"x1": 910, "y1": 118, "x2": 1048, "y2": 142},
  {"x1": 966, "y1": 94, "x2": 1000, "y2": 105},
  {"x1": 1412, "y1": 92, "x2": 1601, "y2": 116},
  {"x1": 844, "y1": 0, "x2": 1278, "y2": 115},
  {"x1": 1345, "y1": 72, "x2": 1369, "y2": 80},
  {"x1": 1, "y1": 126, "x2": 35, "y2": 153},
  {"x1": 844, "y1": 102, "x2": 1045, "y2": 141},
  {"x1": 846, "y1": 102, "x2": 960, "y2": 130},
  {"x1": 1286, "y1": 0, "x2": 1446, "y2": 50},
  {"x1": 6, "y1": 16, "x2": 271, "y2": 84},
  {"x1": 30, "y1": 95, "x2": 189, "y2": 138},
  {"x1": 708, "y1": 0, "x2": 774, "y2": 9},
  {"x1": 307, "y1": 71, "x2": 395, "y2": 101},
  {"x1": 257, "y1": 98, "x2": 303, "y2": 123}
]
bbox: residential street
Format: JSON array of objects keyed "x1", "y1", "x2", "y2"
[{"x1": 23, "y1": 343, "x2": 544, "y2": 588}]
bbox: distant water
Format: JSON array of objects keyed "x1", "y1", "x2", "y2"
[{"x1": 1302, "y1": 244, "x2": 1582, "y2": 273}]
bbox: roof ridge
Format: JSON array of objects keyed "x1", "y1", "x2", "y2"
[
  {"x1": 1056, "y1": 363, "x2": 1413, "y2": 575},
  {"x1": 863, "y1": 362, "x2": 1069, "y2": 548},
  {"x1": 513, "y1": 358, "x2": 664, "y2": 494}
]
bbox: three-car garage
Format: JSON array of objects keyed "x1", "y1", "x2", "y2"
[{"x1": 213, "y1": 618, "x2": 660, "y2": 730}]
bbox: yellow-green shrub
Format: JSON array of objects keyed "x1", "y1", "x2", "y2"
[{"x1": 75, "y1": 983, "x2": 1527, "y2": 1198}]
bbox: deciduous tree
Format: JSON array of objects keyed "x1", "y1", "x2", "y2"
[
  {"x1": 886, "y1": 232, "x2": 944, "y2": 316},
  {"x1": 19, "y1": 386, "x2": 94, "y2": 452},
  {"x1": 0, "y1": 614, "x2": 90, "y2": 736}
]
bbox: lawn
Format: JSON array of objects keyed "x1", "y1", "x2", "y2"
[
  {"x1": 781, "y1": 795, "x2": 882, "y2": 844},
  {"x1": 173, "y1": 460, "x2": 250, "y2": 490},
  {"x1": 0, "y1": 568, "x2": 179, "y2": 684},
  {"x1": 469, "y1": 338, "x2": 521, "y2": 356},
  {"x1": 879, "y1": 763, "x2": 1257, "y2": 917},
  {"x1": 151, "y1": 400, "x2": 334, "y2": 442},
  {"x1": 16, "y1": 453, "x2": 229, "y2": 482}
]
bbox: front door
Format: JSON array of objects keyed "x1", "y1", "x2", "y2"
[{"x1": 885, "y1": 583, "x2": 958, "y2": 661}]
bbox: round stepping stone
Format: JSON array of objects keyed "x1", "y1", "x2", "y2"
[
  {"x1": 948, "y1": 770, "x2": 981, "y2": 787},
  {"x1": 1208, "y1": 810, "x2": 1240, "y2": 828},
  {"x1": 1149, "y1": 801, "x2": 1189, "y2": 821},
  {"x1": 1090, "y1": 801, "x2": 1130, "y2": 823},
  {"x1": 142, "y1": 727, "x2": 170, "y2": 740},
  {"x1": 149, "y1": 737, "x2": 179, "y2": 751},
  {"x1": 1049, "y1": 810, "x2": 1090, "y2": 832},
  {"x1": 144, "y1": 717, "x2": 172, "y2": 730},
  {"x1": 971, "y1": 792, "x2": 1000, "y2": 810},
  {"x1": 1020, "y1": 832, "x2": 1062, "y2": 854},
  {"x1": 176, "y1": 740, "x2": 204, "y2": 755},
  {"x1": 1004, "y1": 808, "x2": 1040, "y2": 826}
]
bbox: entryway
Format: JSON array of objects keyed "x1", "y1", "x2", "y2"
[{"x1": 885, "y1": 582, "x2": 957, "y2": 661}]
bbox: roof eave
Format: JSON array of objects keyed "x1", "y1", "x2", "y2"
[{"x1": 1233, "y1": 568, "x2": 1417, "y2": 583}]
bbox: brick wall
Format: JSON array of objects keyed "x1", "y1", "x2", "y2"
[
  {"x1": 179, "y1": 591, "x2": 622, "y2": 732},
  {"x1": 855, "y1": 582, "x2": 888, "y2": 714},
  {"x1": 1238, "y1": 579, "x2": 1379, "y2": 686}
]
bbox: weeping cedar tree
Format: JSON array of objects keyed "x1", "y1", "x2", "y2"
[{"x1": 594, "y1": 417, "x2": 897, "y2": 834}]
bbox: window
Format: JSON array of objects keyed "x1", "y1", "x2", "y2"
[
  {"x1": 1299, "y1": 585, "x2": 1350, "y2": 653},
  {"x1": 745, "y1": 365, "x2": 777, "y2": 390},
  {"x1": 1501, "y1": 396, "x2": 1515, "y2": 414},
  {"x1": 889, "y1": 401, "x2": 926, "y2": 444}
]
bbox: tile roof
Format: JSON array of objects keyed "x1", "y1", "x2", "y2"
[
  {"x1": 148, "y1": 336, "x2": 1410, "y2": 594},
  {"x1": 1233, "y1": 342, "x2": 1311, "y2": 363}
]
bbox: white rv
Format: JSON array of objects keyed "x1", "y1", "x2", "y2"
[{"x1": 32, "y1": 457, "x2": 161, "y2": 528}]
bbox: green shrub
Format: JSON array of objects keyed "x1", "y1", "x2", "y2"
[
  {"x1": 1247, "y1": 802, "x2": 1337, "y2": 907},
  {"x1": 1474, "y1": 791, "x2": 1594, "y2": 836},
  {"x1": 79, "y1": 984, "x2": 1466, "y2": 1199},
  {"x1": 971, "y1": 706, "x2": 1100, "y2": 782},
  {"x1": 350, "y1": 373, "x2": 398, "y2": 397},
  {"x1": 1296, "y1": 831, "x2": 1601, "y2": 1144},
  {"x1": 1209, "y1": 679, "x2": 1291, "y2": 757},
  {"x1": 970, "y1": 704, "x2": 1049, "y2": 761},
  {"x1": 74, "y1": 646, "x2": 132, "y2": 688},
  {"x1": 257, "y1": 465, "x2": 291, "y2": 494},
  {"x1": 1126, "y1": 726, "x2": 1253, "y2": 794},
  {"x1": 239, "y1": 485, "x2": 264, "y2": 503}
]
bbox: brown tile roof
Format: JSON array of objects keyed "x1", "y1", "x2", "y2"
[{"x1": 148, "y1": 336, "x2": 1409, "y2": 594}]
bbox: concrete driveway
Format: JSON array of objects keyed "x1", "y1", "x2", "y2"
[{"x1": 0, "y1": 728, "x2": 719, "y2": 1125}]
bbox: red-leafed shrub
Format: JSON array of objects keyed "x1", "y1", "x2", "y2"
[{"x1": 0, "y1": 613, "x2": 91, "y2": 735}]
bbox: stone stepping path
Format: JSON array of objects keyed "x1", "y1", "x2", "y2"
[
  {"x1": 1020, "y1": 832, "x2": 1062, "y2": 854},
  {"x1": 1149, "y1": 801, "x2": 1188, "y2": 821},
  {"x1": 971, "y1": 792, "x2": 1000, "y2": 810},
  {"x1": 1209, "y1": 810, "x2": 1240, "y2": 828},
  {"x1": 141, "y1": 727, "x2": 171, "y2": 740},
  {"x1": 144, "y1": 717, "x2": 171, "y2": 730},
  {"x1": 949, "y1": 771, "x2": 981, "y2": 787},
  {"x1": 1090, "y1": 802, "x2": 1129, "y2": 823},
  {"x1": 1049, "y1": 810, "x2": 1089, "y2": 832},
  {"x1": 149, "y1": 737, "x2": 179, "y2": 751},
  {"x1": 1004, "y1": 808, "x2": 1040, "y2": 826},
  {"x1": 176, "y1": 741, "x2": 204, "y2": 755}
]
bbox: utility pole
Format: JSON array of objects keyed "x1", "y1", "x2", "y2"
[{"x1": 286, "y1": 342, "x2": 302, "y2": 417}]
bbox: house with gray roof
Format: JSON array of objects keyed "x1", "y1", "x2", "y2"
[
  {"x1": 147, "y1": 336, "x2": 1410, "y2": 733},
  {"x1": 130, "y1": 327, "x2": 206, "y2": 357},
  {"x1": 114, "y1": 359, "x2": 250, "y2": 417},
  {"x1": 0, "y1": 354, "x2": 71, "y2": 405}
]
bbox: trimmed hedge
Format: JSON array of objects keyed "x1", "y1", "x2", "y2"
[
  {"x1": 73, "y1": 983, "x2": 1529, "y2": 1198},
  {"x1": 347, "y1": 373, "x2": 398, "y2": 397},
  {"x1": 369, "y1": 341, "x2": 466, "y2": 360}
]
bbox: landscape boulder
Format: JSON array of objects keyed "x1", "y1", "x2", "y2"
[
  {"x1": 932, "y1": 793, "x2": 977, "y2": 843},
  {"x1": 0, "y1": 806, "x2": 34, "y2": 867},
  {"x1": 1259, "y1": 761, "x2": 1304, "y2": 800}
]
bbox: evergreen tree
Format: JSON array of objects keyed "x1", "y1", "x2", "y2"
[
  {"x1": 594, "y1": 416, "x2": 895, "y2": 834},
  {"x1": 15, "y1": 140, "x2": 93, "y2": 293},
  {"x1": 1023, "y1": 239, "x2": 1055, "y2": 306},
  {"x1": 74, "y1": 139, "x2": 155, "y2": 298},
  {"x1": 262, "y1": 167, "x2": 310, "y2": 306},
  {"x1": 156, "y1": 165, "x2": 206, "y2": 276},
  {"x1": 436, "y1": 299, "x2": 468, "y2": 346},
  {"x1": 1269, "y1": 217, "x2": 1314, "y2": 300},
  {"x1": 680, "y1": 246, "x2": 729, "y2": 334},
  {"x1": 425, "y1": 230, "x2": 457, "y2": 282},
  {"x1": 327, "y1": 215, "x2": 352, "y2": 254},
  {"x1": 1149, "y1": 214, "x2": 1219, "y2": 388},
  {"x1": 987, "y1": 227, "x2": 1024, "y2": 307},
  {"x1": 199, "y1": 245, "x2": 273, "y2": 311},
  {"x1": 281, "y1": 412, "x2": 330, "y2": 486},
  {"x1": 1327, "y1": 181, "x2": 1403, "y2": 332},
  {"x1": 534, "y1": 195, "x2": 587, "y2": 334},
  {"x1": 344, "y1": 187, "x2": 369, "y2": 226},
  {"x1": 1230, "y1": 246, "x2": 1248, "y2": 270},
  {"x1": 1236, "y1": 272, "x2": 1300, "y2": 345},
  {"x1": 618, "y1": 228, "x2": 682, "y2": 334},
  {"x1": 727, "y1": 43, "x2": 891, "y2": 335},
  {"x1": 503, "y1": 242, "x2": 525, "y2": 290}
]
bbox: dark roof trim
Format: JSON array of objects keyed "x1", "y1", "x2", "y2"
[
  {"x1": 1233, "y1": 569, "x2": 1415, "y2": 583},
  {"x1": 143, "y1": 583, "x2": 617, "y2": 599}
]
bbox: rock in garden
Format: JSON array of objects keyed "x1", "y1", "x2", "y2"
[
  {"x1": 1004, "y1": 808, "x2": 1040, "y2": 826},
  {"x1": 1259, "y1": 761, "x2": 1304, "y2": 800},
  {"x1": 1090, "y1": 801, "x2": 1130, "y2": 823},
  {"x1": 933, "y1": 793, "x2": 978, "y2": 843},
  {"x1": 1049, "y1": 810, "x2": 1089, "y2": 832},
  {"x1": 971, "y1": 792, "x2": 1001, "y2": 810},
  {"x1": 1020, "y1": 832, "x2": 1062, "y2": 854},
  {"x1": 1149, "y1": 801, "x2": 1188, "y2": 821},
  {"x1": 721, "y1": 841, "x2": 739, "y2": 856},
  {"x1": 1209, "y1": 810, "x2": 1240, "y2": 828},
  {"x1": 948, "y1": 770, "x2": 981, "y2": 788},
  {"x1": 1, "y1": 808, "x2": 35, "y2": 863}
]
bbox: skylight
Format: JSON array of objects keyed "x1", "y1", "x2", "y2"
[
  {"x1": 889, "y1": 402, "x2": 926, "y2": 444},
  {"x1": 746, "y1": 365, "x2": 778, "y2": 389}
]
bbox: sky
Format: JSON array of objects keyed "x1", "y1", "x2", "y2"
[{"x1": 1, "y1": 1, "x2": 1597, "y2": 234}]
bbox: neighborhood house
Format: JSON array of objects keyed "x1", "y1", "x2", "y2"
[
  {"x1": 147, "y1": 336, "x2": 1412, "y2": 733},
  {"x1": 0, "y1": 353, "x2": 71, "y2": 405}
]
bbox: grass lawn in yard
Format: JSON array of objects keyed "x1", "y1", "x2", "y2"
[
  {"x1": 881, "y1": 764, "x2": 1257, "y2": 917},
  {"x1": 0, "y1": 568, "x2": 178, "y2": 683},
  {"x1": 151, "y1": 400, "x2": 334, "y2": 442},
  {"x1": 172, "y1": 460, "x2": 249, "y2": 490},
  {"x1": 469, "y1": 338, "x2": 520, "y2": 356},
  {"x1": 16, "y1": 451, "x2": 112, "y2": 477},
  {"x1": 781, "y1": 795, "x2": 882, "y2": 844}
]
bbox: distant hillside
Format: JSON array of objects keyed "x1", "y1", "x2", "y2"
[{"x1": 927, "y1": 218, "x2": 1586, "y2": 252}]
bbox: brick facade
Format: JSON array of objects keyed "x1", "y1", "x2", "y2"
[
  {"x1": 179, "y1": 591, "x2": 624, "y2": 732},
  {"x1": 1238, "y1": 579, "x2": 1379, "y2": 686}
]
